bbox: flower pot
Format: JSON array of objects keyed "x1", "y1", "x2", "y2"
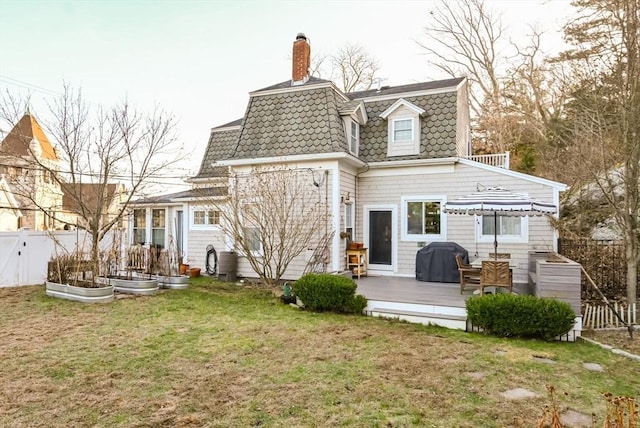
[
  {"x1": 179, "y1": 264, "x2": 190, "y2": 275},
  {"x1": 189, "y1": 267, "x2": 201, "y2": 278}
]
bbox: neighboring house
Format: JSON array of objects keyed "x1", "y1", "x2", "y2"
[
  {"x1": 0, "y1": 113, "x2": 63, "y2": 230},
  {"x1": 0, "y1": 113, "x2": 127, "y2": 232},
  {"x1": 60, "y1": 182, "x2": 128, "y2": 231},
  {"x1": 133, "y1": 33, "x2": 566, "y2": 285},
  {"x1": 0, "y1": 175, "x2": 22, "y2": 230}
]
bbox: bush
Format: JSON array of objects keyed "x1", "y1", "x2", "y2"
[
  {"x1": 466, "y1": 293, "x2": 576, "y2": 340},
  {"x1": 292, "y1": 273, "x2": 367, "y2": 314}
]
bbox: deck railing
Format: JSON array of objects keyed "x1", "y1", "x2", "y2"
[{"x1": 463, "y1": 152, "x2": 510, "y2": 169}]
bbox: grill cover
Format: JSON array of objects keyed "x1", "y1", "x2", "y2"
[{"x1": 415, "y1": 242, "x2": 469, "y2": 283}]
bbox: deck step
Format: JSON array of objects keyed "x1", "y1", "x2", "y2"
[
  {"x1": 370, "y1": 308, "x2": 466, "y2": 321},
  {"x1": 369, "y1": 307, "x2": 467, "y2": 330}
]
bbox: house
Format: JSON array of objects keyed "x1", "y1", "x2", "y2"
[
  {"x1": 0, "y1": 113, "x2": 63, "y2": 230},
  {"x1": 0, "y1": 113, "x2": 128, "y2": 232},
  {"x1": 132, "y1": 33, "x2": 566, "y2": 286}
]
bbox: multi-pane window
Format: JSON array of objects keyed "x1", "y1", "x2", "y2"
[
  {"x1": 133, "y1": 209, "x2": 146, "y2": 244},
  {"x1": 407, "y1": 201, "x2": 441, "y2": 235},
  {"x1": 482, "y1": 215, "x2": 522, "y2": 237},
  {"x1": 151, "y1": 209, "x2": 165, "y2": 249},
  {"x1": 349, "y1": 121, "x2": 359, "y2": 155},
  {"x1": 193, "y1": 210, "x2": 220, "y2": 226},
  {"x1": 393, "y1": 118, "x2": 413, "y2": 142},
  {"x1": 402, "y1": 196, "x2": 446, "y2": 241}
]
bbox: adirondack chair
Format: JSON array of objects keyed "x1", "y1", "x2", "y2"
[{"x1": 455, "y1": 254, "x2": 481, "y2": 294}]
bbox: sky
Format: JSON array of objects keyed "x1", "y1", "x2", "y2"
[{"x1": 0, "y1": 0, "x2": 576, "y2": 188}]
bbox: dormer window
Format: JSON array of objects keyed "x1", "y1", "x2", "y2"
[
  {"x1": 349, "y1": 120, "x2": 359, "y2": 155},
  {"x1": 380, "y1": 99, "x2": 425, "y2": 157},
  {"x1": 392, "y1": 118, "x2": 413, "y2": 142}
]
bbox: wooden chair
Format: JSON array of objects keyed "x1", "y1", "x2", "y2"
[
  {"x1": 480, "y1": 260, "x2": 512, "y2": 295},
  {"x1": 455, "y1": 254, "x2": 481, "y2": 294},
  {"x1": 488, "y1": 252, "x2": 511, "y2": 259}
]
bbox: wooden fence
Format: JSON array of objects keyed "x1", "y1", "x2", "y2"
[{"x1": 583, "y1": 302, "x2": 637, "y2": 329}]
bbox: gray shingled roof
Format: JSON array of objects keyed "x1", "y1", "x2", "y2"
[
  {"x1": 253, "y1": 76, "x2": 333, "y2": 92},
  {"x1": 132, "y1": 187, "x2": 227, "y2": 204},
  {"x1": 195, "y1": 126, "x2": 240, "y2": 178},
  {"x1": 231, "y1": 86, "x2": 348, "y2": 159},
  {"x1": 357, "y1": 91, "x2": 459, "y2": 163},
  {"x1": 347, "y1": 77, "x2": 464, "y2": 100},
  {"x1": 192, "y1": 76, "x2": 465, "y2": 178}
]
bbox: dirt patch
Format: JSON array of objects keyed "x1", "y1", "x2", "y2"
[{"x1": 581, "y1": 328, "x2": 640, "y2": 356}]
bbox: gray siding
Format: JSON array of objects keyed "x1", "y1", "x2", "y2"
[{"x1": 357, "y1": 161, "x2": 560, "y2": 283}]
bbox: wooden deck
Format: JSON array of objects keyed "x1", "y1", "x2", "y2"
[
  {"x1": 354, "y1": 275, "x2": 472, "y2": 307},
  {"x1": 354, "y1": 275, "x2": 474, "y2": 329}
]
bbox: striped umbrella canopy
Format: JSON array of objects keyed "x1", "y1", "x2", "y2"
[{"x1": 444, "y1": 186, "x2": 557, "y2": 256}]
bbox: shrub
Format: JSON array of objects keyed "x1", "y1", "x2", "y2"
[
  {"x1": 292, "y1": 273, "x2": 367, "y2": 314},
  {"x1": 466, "y1": 293, "x2": 576, "y2": 340}
]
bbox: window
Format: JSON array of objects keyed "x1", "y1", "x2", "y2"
[
  {"x1": 192, "y1": 209, "x2": 220, "y2": 227},
  {"x1": 133, "y1": 209, "x2": 146, "y2": 244},
  {"x1": 151, "y1": 209, "x2": 165, "y2": 249},
  {"x1": 479, "y1": 215, "x2": 528, "y2": 243},
  {"x1": 242, "y1": 203, "x2": 262, "y2": 255},
  {"x1": 401, "y1": 195, "x2": 447, "y2": 241},
  {"x1": 393, "y1": 118, "x2": 413, "y2": 142},
  {"x1": 344, "y1": 202, "x2": 354, "y2": 241},
  {"x1": 349, "y1": 121, "x2": 359, "y2": 155}
]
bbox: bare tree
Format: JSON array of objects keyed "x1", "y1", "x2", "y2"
[
  {"x1": 0, "y1": 84, "x2": 183, "y2": 272},
  {"x1": 207, "y1": 166, "x2": 332, "y2": 286},
  {"x1": 310, "y1": 44, "x2": 380, "y2": 93},
  {"x1": 418, "y1": 0, "x2": 507, "y2": 148},
  {"x1": 556, "y1": 0, "x2": 640, "y2": 305}
]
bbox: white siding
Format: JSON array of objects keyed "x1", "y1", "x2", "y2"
[{"x1": 358, "y1": 161, "x2": 561, "y2": 283}]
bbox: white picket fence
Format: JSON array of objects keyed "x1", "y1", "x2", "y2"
[
  {"x1": 0, "y1": 229, "x2": 121, "y2": 287},
  {"x1": 582, "y1": 302, "x2": 638, "y2": 329}
]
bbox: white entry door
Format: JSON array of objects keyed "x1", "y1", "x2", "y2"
[{"x1": 364, "y1": 205, "x2": 397, "y2": 273}]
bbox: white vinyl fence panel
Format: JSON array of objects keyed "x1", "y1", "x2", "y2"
[{"x1": 0, "y1": 229, "x2": 94, "y2": 287}]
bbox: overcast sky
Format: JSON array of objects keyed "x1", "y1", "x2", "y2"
[{"x1": 0, "y1": 0, "x2": 576, "y2": 185}]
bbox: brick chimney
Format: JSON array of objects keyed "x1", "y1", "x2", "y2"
[{"x1": 292, "y1": 33, "x2": 310, "y2": 85}]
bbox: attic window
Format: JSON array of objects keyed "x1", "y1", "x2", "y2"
[
  {"x1": 349, "y1": 121, "x2": 359, "y2": 155},
  {"x1": 393, "y1": 119, "x2": 413, "y2": 142}
]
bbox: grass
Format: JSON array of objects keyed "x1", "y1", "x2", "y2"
[{"x1": 0, "y1": 277, "x2": 638, "y2": 427}]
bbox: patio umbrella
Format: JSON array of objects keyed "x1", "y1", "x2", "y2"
[{"x1": 443, "y1": 186, "x2": 557, "y2": 258}]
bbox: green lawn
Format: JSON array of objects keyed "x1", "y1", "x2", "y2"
[{"x1": 0, "y1": 278, "x2": 637, "y2": 427}]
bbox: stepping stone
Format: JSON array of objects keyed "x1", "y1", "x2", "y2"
[
  {"x1": 560, "y1": 409, "x2": 593, "y2": 427},
  {"x1": 583, "y1": 362, "x2": 604, "y2": 372},
  {"x1": 465, "y1": 371, "x2": 487, "y2": 379},
  {"x1": 501, "y1": 388, "x2": 538, "y2": 400},
  {"x1": 533, "y1": 356, "x2": 556, "y2": 364}
]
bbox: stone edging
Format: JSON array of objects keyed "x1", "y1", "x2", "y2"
[{"x1": 578, "y1": 336, "x2": 640, "y2": 362}]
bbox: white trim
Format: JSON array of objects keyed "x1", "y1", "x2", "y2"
[
  {"x1": 363, "y1": 204, "x2": 397, "y2": 272},
  {"x1": 364, "y1": 157, "x2": 457, "y2": 170},
  {"x1": 401, "y1": 195, "x2": 448, "y2": 242},
  {"x1": 352, "y1": 85, "x2": 459, "y2": 103},
  {"x1": 211, "y1": 124, "x2": 241, "y2": 133},
  {"x1": 380, "y1": 98, "x2": 426, "y2": 119},
  {"x1": 457, "y1": 158, "x2": 567, "y2": 190},
  {"x1": 476, "y1": 214, "x2": 529, "y2": 244},
  {"x1": 331, "y1": 164, "x2": 341, "y2": 272},
  {"x1": 218, "y1": 151, "x2": 366, "y2": 168},
  {"x1": 249, "y1": 80, "x2": 350, "y2": 102}
]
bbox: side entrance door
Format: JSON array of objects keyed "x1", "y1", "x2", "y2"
[{"x1": 364, "y1": 205, "x2": 396, "y2": 272}]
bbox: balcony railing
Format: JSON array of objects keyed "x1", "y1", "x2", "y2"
[{"x1": 463, "y1": 151, "x2": 510, "y2": 169}]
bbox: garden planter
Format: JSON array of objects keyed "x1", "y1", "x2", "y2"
[
  {"x1": 98, "y1": 276, "x2": 159, "y2": 296},
  {"x1": 45, "y1": 281, "x2": 114, "y2": 303},
  {"x1": 155, "y1": 275, "x2": 189, "y2": 289},
  {"x1": 189, "y1": 267, "x2": 201, "y2": 278}
]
